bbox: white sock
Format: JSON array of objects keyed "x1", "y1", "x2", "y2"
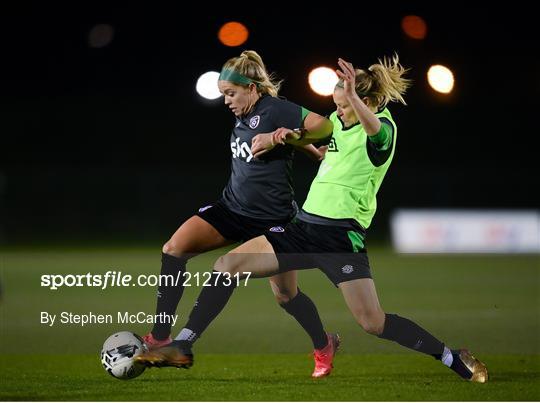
[
  {"x1": 441, "y1": 346, "x2": 453, "y2": 367},
  {"x1": 175, "y1": 328, "x2": 197, "y2": 342}
]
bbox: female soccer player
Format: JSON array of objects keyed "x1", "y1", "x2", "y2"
[
  {"x1": 143, "y1": 50, "x2": 339, "y2": 377},
  {"x1": 137, "y1": 55, "x2": 488, "y2": 383}
]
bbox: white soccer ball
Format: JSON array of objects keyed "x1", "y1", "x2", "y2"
[{"x1": 100, "y1": 331, "x2": 147, "y2": 380}]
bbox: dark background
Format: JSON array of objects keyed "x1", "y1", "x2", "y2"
[{"x1": 1, "y1": 3, "x2": 538, "y2": 245}]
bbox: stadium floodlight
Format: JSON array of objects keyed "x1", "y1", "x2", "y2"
[
  {"x1": 309, "y1": 67, "x2": 339, "y2": 96},
  {"x1": 401, "y1": 15, "x2": 427, "y2": 40},
  {"x1": 88, "y1": 24, "x2": 114, "y2": 48},
  {"x1": 218, "y1": 21, "x2": 249, "y2": 47},
  {"x1": 427, "y1": 65, "x2": 454, "y2": 94},
  {"x1": 196, "y1": 71, "x2": 222, "y2": 100}
]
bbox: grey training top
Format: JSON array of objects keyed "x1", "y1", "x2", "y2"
[{"x1": 222, "y1": 95, "x2": 307, "y2": 221}]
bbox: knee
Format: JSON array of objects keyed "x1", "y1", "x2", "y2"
[
  {"x1": 360, "y1": 321, "x2": 384, "y2": 336},
  {"x1": 274, "y1": 290, "x2": 296, "y2": 305},
  {"x1": 162, "y1": 241, "x2": 178, "y2": 256},
  {"x1": 162, "y1": 240, "x2": 188, "y2": 257},
  {"x1": 270, "y1": 282, "x2": 298, "y2": 305},
  {"x1": 213, "y1": 255, "x2": 237, "y2": 275},
  {"x1": 356, "y1": 312, "x2": 385, "y2": 336}
]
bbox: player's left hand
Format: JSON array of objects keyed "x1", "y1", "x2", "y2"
[
  {"x1": 251, "y1": 132, "x2": 276, "y2": 158},
  {"x1": 251, "y1": 128, "x2": 290, "y2": 158},
  {"x1": 336, "y1": 58, "x2": 357, "y2": 98}
]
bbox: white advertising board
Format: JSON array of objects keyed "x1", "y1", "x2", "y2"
[{"x1": 391, "y1": 210, "x2": 540, "y2": 253}]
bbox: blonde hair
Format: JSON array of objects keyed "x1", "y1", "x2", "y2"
[
  {"x1": 221, "y1": 50, "x2": 282, "y2": 97},
  {"x1": 339, "y1": 53, "x2": 412, "y2": 108}
]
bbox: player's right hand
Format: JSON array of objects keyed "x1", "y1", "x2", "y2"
[{"x1": 317, "y1": 145, "x2": 329, "y2": 161}]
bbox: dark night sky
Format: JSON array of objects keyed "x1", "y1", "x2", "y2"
[{"x1": 0, "y1": 3, "x2": 538, "y2": 243}]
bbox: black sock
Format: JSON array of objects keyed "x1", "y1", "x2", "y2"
[
  {"x1": 181, "y1": 270, "x2": 237, "y2": 344},
  {"x1": 450, "y1": 350, "x2": 473, "y2": 379},
  {"x1": 151, "y1": 253, "x2": 187, "y2": 340},
  {"x1": 378, "y1": 313, "x2": 445, "y2": 358},
  {"x1": 280, "y1": 289, "x2": 327, "y2": 350}
]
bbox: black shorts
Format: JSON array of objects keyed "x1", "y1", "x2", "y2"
[
  {"x1": 264, "y1": 219, "x2": 372, "y2": 286},
  {"x1": 196, "y1": 199, "x2": 290, "y2": 243}
]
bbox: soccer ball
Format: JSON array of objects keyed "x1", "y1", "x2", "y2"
[{"x1": 100, "y1": 331, "x2": 147, "y2": 380}]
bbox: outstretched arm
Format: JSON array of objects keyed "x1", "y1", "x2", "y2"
[
  {"x1": 281, "y1": 112, "x2": 333, "y2": 146},
  {"x1": 336, "y1": 58, "x2": 380, "y2": 136},
  {"x1": 295, "y1": 144, "x2": 328, "y2": 161},
  {"x1": 251, "y1": 112, "x2": 332, "y2": 158}
]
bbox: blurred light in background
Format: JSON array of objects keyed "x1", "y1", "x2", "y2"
[
  {"x1": 427, "y1": 65, "x2": 455, "y2": 94},
  {"x1": 309, "y1": 67, "x2": 339, "y2": 96},
  {"x1": 196, "y1": 71, "x2": 221, "y2": 100},
  {"x1": 401, "y1": 15, "x2": 427, "y2": 40},
  {"x1": 88, "y1": 24, "x2": 115, "y2": 48},
  {"x1": 218, "y1": 21, "x2": 249, "y2": 47}
]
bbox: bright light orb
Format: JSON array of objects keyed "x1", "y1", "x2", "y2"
[
  {"x1": 196, "y1": 71, "x2": 221, "y2": 100},
  {"x1": 427, "y1": 65, "x2": 455, "y2": 94},
  {"x1": 218, "y1": 22, "x2": 249, "y2": 47},
  {"x1": 309, "y1": 67, "x2": 339, "y2": 96},
  {"x1": 401, "y1": 15, "x2": 427, "y2": 40}
]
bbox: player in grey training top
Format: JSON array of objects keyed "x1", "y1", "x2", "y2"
[
  {"x1": 141, "y1": 50, "x2": 339, "y2": 378},
  {"x1": 223, "y1": 94, "x2": 310, "y2": 220}
]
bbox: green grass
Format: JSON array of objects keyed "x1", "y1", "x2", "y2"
[
  {"x1": 0, "y1": 354, "x2": 538, "y2": 401},
  {"x1": 0, "y1": 247, "x2": 539, "y2": 400}
]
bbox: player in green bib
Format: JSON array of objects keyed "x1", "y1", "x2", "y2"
[
  {"x1": 301, "y1": 95, "x2": 396, "y2": 229},
  {"x1": 136, "y1": 55, "x2": 488, "y2": 383}
]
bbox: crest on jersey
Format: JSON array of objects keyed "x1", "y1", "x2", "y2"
[{"x1": 249, "y1": 115, "x2": 260, "y2": 129}]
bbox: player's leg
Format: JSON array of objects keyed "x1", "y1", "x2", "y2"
[
  {"x1": 339, "y1": 278, "x2": 488, "y2": 382},
  {"x1": 338, "y1": 278, "x2": 385, "y2": 335},
  {"x1": 149, "y1": 215, "x2": 233, "y2": 344},
  {"x1": 136, "y1": 235, "x2": 280, "y2": 367},
  {"x1": 269, "y1": 271, "x2": 338, "y2": 377},
  {"x1": 176, "y1": 235, "x2": 279, "y2": 341},
  {"x1": 269, "y1": 271, "x2": 327, "y2": 350}
]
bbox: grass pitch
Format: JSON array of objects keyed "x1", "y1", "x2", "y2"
[
  {"x1": 0, "y1": 246, "x2": 538, "y2": 400},
  {"x1": 0, "y1": 354, "x2": 538, "y2": 401}
]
